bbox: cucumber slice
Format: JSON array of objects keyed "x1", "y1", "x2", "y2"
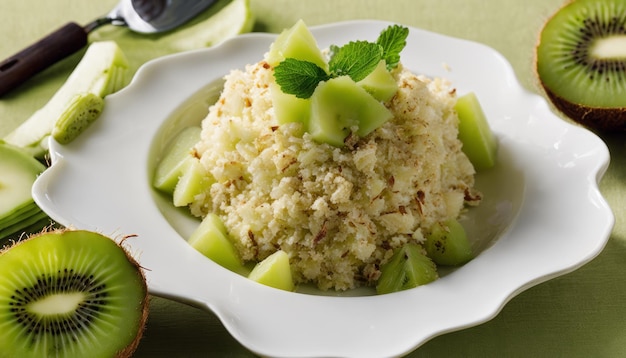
[
  {"x1": 266, "y1": 19, "x2": 329, "y2": 72},
  {"x1": 0, "y1": 143, "x2": 46, "y2": 220},
  {"x1": 3, "y1": 41, "x2": 129, "y2": 157},
  {"x1": 357, "y1": 60, "x2": 398, "y2": 102},
  {"x1": 0, "y1": 210, "x2": 49, "y2": 240},
  {"x1": 51, "y1": 92, "x2": 105, "y2": 145},
  {"x1": 455, "y1": 92, "x2": 497, "y2": 170},
  {"x1": 248, "y1": 250, "x2": 295, "y2": 291},
  {"x1": 0, "y1": 202, "x2": 41, "y2": 229},
  {"x1": 0, "y1": 142, "x2": 47, "y2": 239},
  {"x1": 153, "y1": 126, "x2": 202, "y2": 194},
  {"x1": 187, "y1": 213, "x2": 246, "y2": 274},
  {"x1": 308, "y1": 76, "x2": 393, "y2": 147}
]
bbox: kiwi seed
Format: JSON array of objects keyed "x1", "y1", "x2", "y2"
[
  {"x1": 535, "y1": 0, "x2": 626, "y2": 131},
  {"x1": 0, "y1": 229, "x2": 148, "y2": 358}
]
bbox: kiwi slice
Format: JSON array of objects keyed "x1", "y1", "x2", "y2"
[
  {"x1": 0, "y1": 229, "x2": 148, "y2": 357},
  {"x1": 376, "y1": 243, "x2": 438, "y2": 294},
  {"x1": 536, "y1": 0, "x2": 626, "y2": 131}
]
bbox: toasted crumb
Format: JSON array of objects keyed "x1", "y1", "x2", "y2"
[{"x1": 190, "y1": 61, "x2": 480, "y2": 291}]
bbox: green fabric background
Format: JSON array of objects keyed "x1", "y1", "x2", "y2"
[{"x1": 1, "y1": 0, "x2": 625, "y2": 356}]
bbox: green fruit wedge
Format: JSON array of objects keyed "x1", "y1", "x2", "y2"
[
  {"x1": 248, "y1": 250, "x2": 295, "y2": 291},
  {"x1": 3, "y1": 41, "x2": 129, "y2": 158},
  {"x1": 266, "y1": 19, "x2": 329, "y2": 72},
  {"x1": 187, "y1": 213, "x2": 246, "y2": 274},
  {"x1": 357, "y1": 60, "x2": 398, "y2": 102},
  {"x1": 270, "y1": 82, "x2": 311, "y2": 126},
  {"x1": 455, "y1": 92, "x2": 497, "y2": 170},
  {"x1": 172, "y1": 157, "x2": 212, "y2": 207},
  {"x1": 309, "y1": 76, "x2": 393, "y2": 147},
  {"x1": 0, "y1": 142, "x2": 47, "y2": 238},
  {"x1": 153, "y1": 126, "x2": 202, "y2": 194},
  {"x1": 424, "y1": 219, "x2": 473, "y2": 266},
  {"x1": 376, "y1": 243, "x2": 438, "y2": 294}
]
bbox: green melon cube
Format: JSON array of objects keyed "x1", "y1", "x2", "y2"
[
  {"x1": 248, "y1": 250, "x2": 295, "y2": 291},
  {"x1": 187, "y1": 213, "x2": 245, "y2": 274},
  {"x1": 455, "y1": 92, "x2": 497, "y2": 170}
]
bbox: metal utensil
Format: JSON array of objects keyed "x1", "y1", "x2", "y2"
[{"x1": 0, "y1": 0, "x2": 217, "y2": 97}]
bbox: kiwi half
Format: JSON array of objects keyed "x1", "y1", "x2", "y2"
[
  {"x1": 0, "y1": 229, "x2": 148, "y2": 358},
  {"x1": 536, "y1": 0, "x2": 626, "y2": 131}
]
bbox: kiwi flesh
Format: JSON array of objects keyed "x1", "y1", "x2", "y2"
[
  {"x1": 536, "y1": 0, "x2": 626, "y2": 131},
  {"x1": 0, "y1": 229, "x2": 148, "y2": 358}
]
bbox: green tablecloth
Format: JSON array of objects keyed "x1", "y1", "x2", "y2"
[{"x1": 2, "y1": 0, "x2": 625, "y2": 356}]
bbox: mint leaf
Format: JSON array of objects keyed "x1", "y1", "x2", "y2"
[
  {"x1": 376, "y1": 25, "x2": 409, "y2": 70},
  {"x1": 329, "y1": 41, "x2": 383, "y2": 82},
  {"x1": 274, "y1": 58, "x2": 330, "y2": 99}
]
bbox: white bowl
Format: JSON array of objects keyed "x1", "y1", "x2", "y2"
[{"x1": 32, "y1": 20, "x2": 614, "y2": 358}]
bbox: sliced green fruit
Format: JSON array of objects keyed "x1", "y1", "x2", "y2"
[
  {"x1": 535, "y1": 0, "x2": 626, "y2": 130},
  {"x1": 376, "y1": 243, "x2": 438, "y2": 294},
  {"x1": 0, "y1": 202, "x2": 40, "y2": 230},
  {"x1": 0, "y1": 143, "x2": 46, "y2": 238},
  {"x1": 3, "y1": 41, "x2": 129, "y2": 158},
  {"x1": 357, "y1": 60, "x2": 398, "y2": 102},
  {"x1": 309, "y1": 76, "x2": 393, "y2": 147},
  {"x1": 455, "y1": 92, "x2": 497, "y2": 170},
  {"x1": 248, "y1": 250, "x2": 295, "y2": 291},
  {"x1": 153, "y1": 126, "x2": 202, "y2": 194},
  {"x1": 166, "y1": 0, "x2": 255, "y2": 51},
  {"x1": 266, "y1": 19, "x2": 329, "y2": 72},
  {"x1": 270, "y1": 82, "x2": 311, "y2": 125},
  {"x1": 0, "y1": 229, "x2": 148, "y2": 358},
  {"x1": 187, "y1": 213, "x2": 246, "y2": 274},
  {"x1": 424, "y1": 219, "x2": 473, "y2": 266},
  {"x1": 51, "y1": 92, "x2": 105, "y2": 145},
  {"x1": 172, "y1": 158, "x2": 212, "y2": 207},
  {"x1": 0, "y1": 210, "x2": 49, "y2": 241}
]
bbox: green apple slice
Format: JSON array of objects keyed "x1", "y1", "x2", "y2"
[
  {"x1": 266, "y1": 19, "x2": 329, "y2": 72},
  {"x1": 187, "y1": 213, "x2": 246, "y2": 274},
  {"x1": 308, "y1": 76, "x2": 393, "y2": 147},
  {"x1": 455, "y1": 92, "x2": 497, "y2": 170},
  {"x1": 3, "y1": 41, "x2": 129, "y2": 158},
  {"x1": 153, "y1": 126, "x2": 202, "y2": 194},
  {"x1": 357, "y1": 60, "x2": 398, "y2": 102},
  {"x1": 248, "y1": 250, "x2": 295, "y2": 291}
]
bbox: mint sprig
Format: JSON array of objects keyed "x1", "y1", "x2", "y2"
[
  {"x1": 274, "y1": 24, "x2": 408, "y2": 99},
  {"x1": 328, "y1": 41, "x2": 383, "y2": 82},
  {"x1": 377, "y1": 25, "x2": 409, "y2": 70},
  {"x1": 274, "y1": 58, "x2": 330, "y2": 99}
]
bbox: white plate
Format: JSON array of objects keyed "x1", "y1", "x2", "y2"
[{"x1": 32, "y1": 20, "x2": 614, "y2": 358}]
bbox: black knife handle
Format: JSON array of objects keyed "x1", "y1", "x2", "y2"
[{"x1": 0, "y1": 22, "x2": 88, "y2": 97}]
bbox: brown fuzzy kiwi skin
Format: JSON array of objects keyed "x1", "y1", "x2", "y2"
[
  {"x1": 534, "y1": 1, "x2": 626, "y2": 132},
  {"x1": 1, "y1": 227, "x2": 149, "y2": 358},
  {"x1": 113, "y1": 233, "x2": 150, "y2": 358},
  {"x1": 541, "y1": 86, "x2": 626, "y2": 132}
]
